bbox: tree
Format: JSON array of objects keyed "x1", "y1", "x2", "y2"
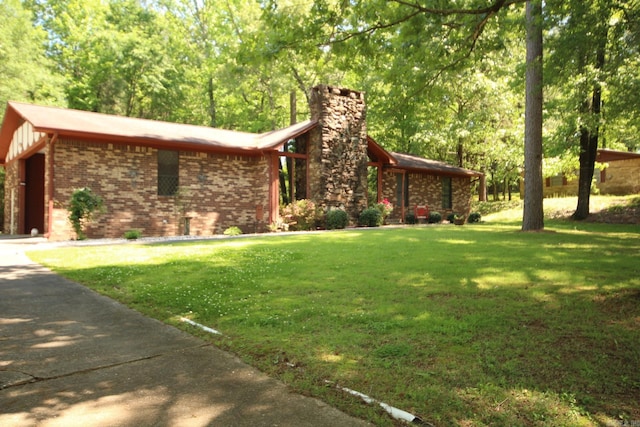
[
  {"x1": 268, "y1": 0, "x2": 542, "y2": 228},
  {"x1": 0, "y1": 0, "x2": 64, "y2": 231},
  {"x1": 545, "y1": 0, "x2": 639, "y2": 220},
  {"x1": 0, "y1": 0, "x2": 64, "y2": 111},
  {"x1": 28, "y1": 0, "x2": 191, "y2": 121},
  {"x1": 522, "y1": 0, "x2": 544, "y2": 230}
]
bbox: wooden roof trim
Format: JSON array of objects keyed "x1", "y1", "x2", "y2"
[
  {"x1": 389, "y1": 151, "x2": 483, "y2": 178},
  {"x1": 367, "y1": 136, "x2": 396, "y2": 165},
  {"x1": 0, "y1": 102, "x2": 318, "y2": 162},
  {"x1": 597, "y1": 148, "x2": 640, "y2": 162}
]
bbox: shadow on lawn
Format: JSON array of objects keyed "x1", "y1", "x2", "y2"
[
  {"x1": 28, "y1": 226, "x2": 640, "y2": 426},
  {"x1": 0, "y1": 259, "x2": 368, "y2": 427}
]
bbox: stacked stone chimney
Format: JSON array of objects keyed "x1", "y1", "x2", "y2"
[{"x1": 308, "y1": 85, "x2": 368, "y2": 222}]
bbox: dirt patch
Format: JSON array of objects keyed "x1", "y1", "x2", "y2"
[
  {"x1": 583, "y1": 204, "x2": 640, "y2": 224},
  {"x1": 547, "y1": 197, "x2": 640, "y2": 225}
]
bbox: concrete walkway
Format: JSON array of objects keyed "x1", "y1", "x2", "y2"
[{"x1": 0, "y1": 239, "x2": 371, "y2": 427}]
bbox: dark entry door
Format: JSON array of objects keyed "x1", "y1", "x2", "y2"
[{"x1": 25, "y1": 153, "x2": 45, "y2": 234}]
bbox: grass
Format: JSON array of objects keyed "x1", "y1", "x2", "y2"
[{"x1": 28, "y1": 197, "x2": 640, "y2": 427}]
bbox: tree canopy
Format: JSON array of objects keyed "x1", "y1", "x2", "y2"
[{"x1": 2, "y1": 0, "x2": 639, "y2": 226}]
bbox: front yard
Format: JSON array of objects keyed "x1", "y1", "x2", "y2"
[{"x1": 28, "y1": 216, "x2": 640, "y2": 426}]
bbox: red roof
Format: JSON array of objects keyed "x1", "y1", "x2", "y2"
[
  {"x1": 597, "y1": 148, "x2": 640, "y2": 162},
  {"x1": 1, "y1": 102, "x2": 483, "y2": 180},
  {"x1": 389, "y1": 152, "x2": 483, "y2": 177},
  {"x1": 0, "y1": 101, "x2": 317, "y2": 163}
]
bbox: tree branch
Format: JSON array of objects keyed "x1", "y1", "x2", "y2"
[
  {"x1": 391, "y1": 0, "x2": 525, "y2": 16},
  {"x1": 327, "y1": 9, "x2": 423, "y2": 44}
]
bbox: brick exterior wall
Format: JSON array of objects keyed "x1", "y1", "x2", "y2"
[
  {"x1": 536, "y1": 157, "x2": 640, "y2": 198},
  {"x1": 600, "y1": 158, "x2": 640, "y2": 195},
  {"x1": 382, "y1": 171, "x2": 472, "y2": 221},
  {"x1": 44, "y1": 138, "x2": 270, "y2": 240}
]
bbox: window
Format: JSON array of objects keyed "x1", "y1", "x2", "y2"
[
  {"x1": 442, "y1": 177, "x2": 452, "y2": 209},
  {"x1": 158, "y1": 150, "x2": 179, "y2": 196},
  {"x1": 550, "y1": 174, "x2": 564, "y2": 187}
]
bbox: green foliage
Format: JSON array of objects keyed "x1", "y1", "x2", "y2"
[
  {"x1": 468, "y1": 212, "x2": 481, "y2": 223},
  {"x1": 280, "y1": 199, "x2": 318, "y2": 231},
  {"x1": 472, "y1": 200, "x2": 522, "y2": 216},
  {"x1": 325, "y1": 209, "x2": 348, "y2": 230},
  {"x1": 428, "y1": 211, "x2": 442, "y2": 224},
  {"x1": 0, "y1": 0, "x2": 64, "y2": 113},
  {"x1": 67, "y1": 187, "x2": 104, "y2": 240},
  {"x1": 124, "y1": 229, "x2": 141, "y2": 240},
  {"x1": 223, "y1": 226, "x2": 243, "y2": 236},
  {"x1": 375, "y1": 198, "x2": 393, "y2": 221},
  {"x1": 446, "y1": 213, "x2": 457, "y2": 223},
  {"x1": 358, "y1": 207, "x2": 382, "y2": 227},
  {"x1": 404, "y1": 212, "x2": 416, "y2": 224}
]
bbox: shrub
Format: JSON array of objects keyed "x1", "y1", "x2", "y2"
[
  {"x1": 404, "y1": 213, "x2": 416, "y2": 224},
  {"x1": 428, "y1": 212, "x2": 442, "y2": 223},
  {"x1": 124, "y1": 229, "x2": 141, "y2": 240},
  {"x1": 446, "y1": 213, "x2": 457, "y2": 223},
  {"x1": 223, "y1": 226, "x2": 243, "y2": 236},
  {"x1": 280, "y1": 199, "x2": 319, "y2": 231},
  {"x1": 326, "y1": 209, "x2": 349, "y2": 230},
  {"x1": 359, "y1": 207, "x2": 382, "y2": 227},
  {"x1": 471, "y1": 200, "x2": 521, "y2": 216},
  {"x1": 375, "y1": 198, "x2": 393, "y2": 222},
  {"x1": 468, "y1": 212, "x2": 482, "y2": 223},
  {"x1": 68, "y1": 187, "x2": 104, "y2": 240}
]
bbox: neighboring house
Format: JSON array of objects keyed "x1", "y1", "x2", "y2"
[
  {"x1": 0, "y1": 85, "x2": 482, "y2": 240},
  {"x1": 542, "y1": 149, "x2": 640, "y2": 197}
]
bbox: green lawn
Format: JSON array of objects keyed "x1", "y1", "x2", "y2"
[{"x1": 28, "y1": 216, "x2": 640, "y2": 426}]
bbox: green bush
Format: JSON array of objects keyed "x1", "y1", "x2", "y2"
[
  {"x1": 468, "y1": 212, "x2": 482, "y2": 223},
  {"x1": 68, "y1": 187, "x2": 104, "y2": 240},
  {"x1": 404, "y1": 213, "x2": 416, "y2": 224},
  {"x1": 280, "y1": 199, "x2": 319, "y2": 231},
  {"x1": 375, "y1": 198, "x2": 393, "y2": 222},
  {"x1": 359, "y1": 207, "x2": 382, "y2": 227},
  {"x1": 446, "y1": 213, "x2": 457, "y2": 223},
  {"x1": 223, "y1": 226, "x2": 243, "y2": 236},
  {"x1": 471, "y1": 200, "x2": 521, "y2": 216},
  {"x1": 326, "y1": 209, "x2": 349, "y2": 230},
  {"x1": 428, "y1": 212, "x2": 442, "y2": 223},
  {"x1": 124, "y1": 229, "x2": 141, "y2": 240}
]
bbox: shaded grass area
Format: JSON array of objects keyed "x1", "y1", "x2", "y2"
[{"x1": 28, "y1": 221, "x2": 640, "y2": 426}]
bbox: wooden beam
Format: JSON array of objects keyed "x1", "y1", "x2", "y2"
[{"x1": 268, "y1": 153, "x2": 280, "y2": 225}]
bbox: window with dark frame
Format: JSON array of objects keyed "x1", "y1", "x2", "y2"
[
  {"x1": 442, "y1": 177, "x2": 452, "y2": 209},
  {"x1": 157, "y1": 150, "x2": 179, "y2": 196}
]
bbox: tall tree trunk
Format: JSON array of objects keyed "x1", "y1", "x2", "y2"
[
  {"x1": 522, "y1": 0, "x2": 544, "y2": 231},
  {"x1": 479, "y1": 173, "x2": 487, "y2": 202},
  {"x1": 457, "y1": 139, "x2": 464, "y2": 168},
  {"x1": 290, "y1": 90, "x2": 297, "y2": 125},
  {"x1": 207, "y1": 77, "x2": 216, "y2": 127},
  {"x1": 573, "y1": 26, "x2": 607, "y2": 220}
]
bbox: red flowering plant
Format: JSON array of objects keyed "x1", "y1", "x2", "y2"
[{"x1": 375, "y1": 198, "x2": 394, "y2": 222}]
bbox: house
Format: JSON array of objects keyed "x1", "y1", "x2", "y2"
[
  {"x1": 542, "y1": 149, "x2": 640, "y2": 197},
  {"x1": 0, "y1": 85, "x2": 482, "y2": 240}
]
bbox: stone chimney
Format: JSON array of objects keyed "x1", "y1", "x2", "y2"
[{"x1": 308, "y1": 85, "x2": 368, "y2": 222}]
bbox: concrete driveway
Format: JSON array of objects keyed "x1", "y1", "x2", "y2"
[{"x1": 0, "y1": 239, "x2": 371, "y2": 427}]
